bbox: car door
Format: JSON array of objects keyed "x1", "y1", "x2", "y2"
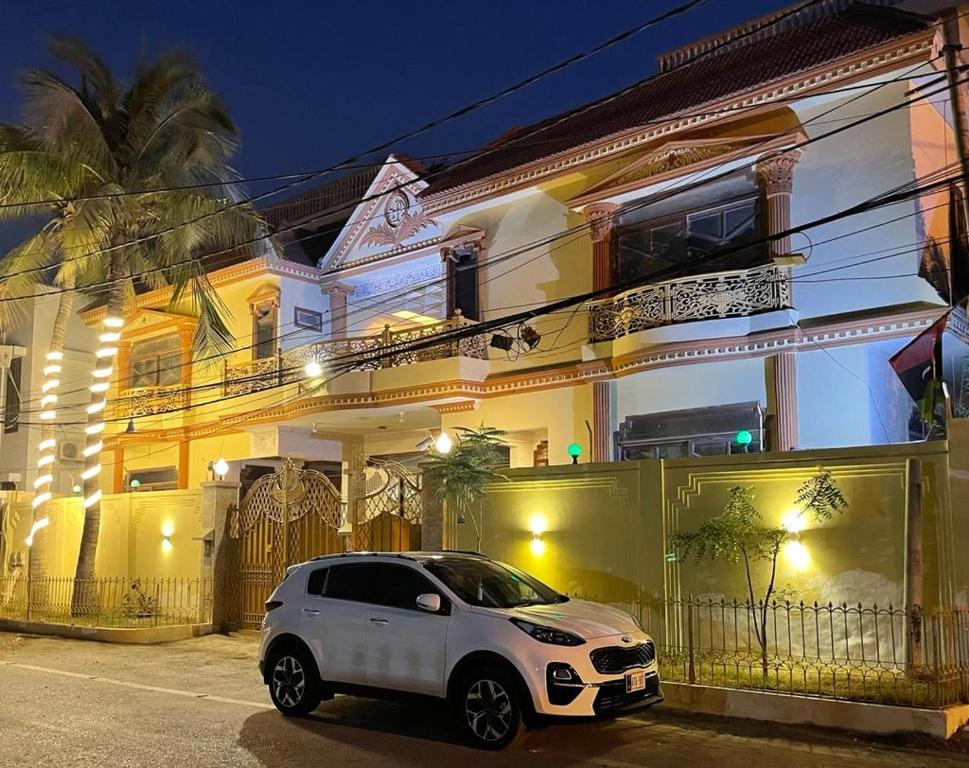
[
  {"x1": 299, "y1": 562, "x2": 375, "y2": 685},
  {"x1": 364, "y1": 563, "x2": 450, "y2": 697}
]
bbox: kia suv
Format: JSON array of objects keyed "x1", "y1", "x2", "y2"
[{"x1": 258, "y1": 551, "x2": 662, "y2": 749}]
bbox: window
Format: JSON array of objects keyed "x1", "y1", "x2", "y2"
[
  {"x1": 126, "y1": 466, "x2": 178, "y2": 492},
  {"x1": 615, "y1": 197, "x2": 762, "y2": 285},
  {"x1": 369, "y1": 564, "x2": 442, "y2": 611},
  {"x1": 129, "y1": 336, "x2": 181, "y2": 388},
  {"x1": 449, "y1": 246, "x2": 479, "y2": 321},
  {"x1": 324, "y1": 563, "x2": 377, "y2": 602},
  {"x1": 422, "y1": 557, "x2": 564, "y2": 609},
  {"x1": 307, "y1": 567, "x2": 329, "y2": 597},
  {"x1": 253, "y1": 304, "x2": 277, "y2": 359},
  {"x1": 294, "y1": 307, "x2": 323, "y2": 332},
  {"x1": 3, "y1": 357, "x2": 21, "y2": 434}
]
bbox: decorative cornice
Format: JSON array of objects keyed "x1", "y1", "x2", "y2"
[
  {"x1": 756, "y1": 149, "x2": 803, "y2": 196},
  {"x1": 81, "y1": 256, "x2": 322, "y2": 324},
  {"x1": 422, "y1": 35, "x2": 933, "y2": 214},
  {"x1": 584, "y1": 202, "x2": 620, "y2": 243},
  {"x1": 432, "y1": 400, "x2": 479, "y2": 414},
  {"x1": 115, "y1": 305, "x2": 947, "y2": 444}
]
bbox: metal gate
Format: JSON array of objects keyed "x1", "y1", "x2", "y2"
[
  {"x1": 353, "y1": 460, "x2": 423, "y2": 552},
  {"x1": 227, "y1": 460, "x2": 343, "y2": 629}
]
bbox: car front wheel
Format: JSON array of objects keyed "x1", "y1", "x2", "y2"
[
  {"x1": 268, "y1": 645, "x2": 322, "y2": 716},
  {"x1": 457, "y1": 666, "x2": 526, "y2": 750}
]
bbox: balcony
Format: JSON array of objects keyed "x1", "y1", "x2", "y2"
[
  {"x1": 114, "y1": 384, "x2": 187, "y2": 419},
  {"x1": 222, "y1": 314, "x2": 488, "y2": 397},
  {"x1": 587, "y1": 263, "x2": 791, "y2": 343}
]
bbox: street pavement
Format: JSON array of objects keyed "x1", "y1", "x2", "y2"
[{"x1": 0, "y1": 632, "x2": 967, "y2": 767}]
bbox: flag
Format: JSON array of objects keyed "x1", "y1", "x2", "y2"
[{"x1": 890, "y1": 311, "x2": 950, "y2": 424}]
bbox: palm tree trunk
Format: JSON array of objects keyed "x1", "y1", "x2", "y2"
[
  {"x1": 72, "y1": 258, "x2": 124, "y2": 616},
  {"x1": 28, "y1": 280, "x2": 75, "y2": 612}
]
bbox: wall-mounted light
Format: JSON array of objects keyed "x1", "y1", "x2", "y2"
[
  {"x1": 304, "y1": 360, "x2": 324, "y2": 379},
  {"x1": 735, "y1": 430, "x2": 753, "y2": 453},
  {"x1": 161, "y1": 520, "x2": 174, "y2": 552},
  {"x1": 129, "y1": 478, "x2": 141, "y2": 491},
  {"x1": 529, "y1": 514, "x2": 547, "y2": 556},
  {"x1": 781, "y1": 510, "x2": 809, "y2": 570}
]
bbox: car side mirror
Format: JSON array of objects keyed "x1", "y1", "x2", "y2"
[{"x1": 416, "y1": 593, "x2": 441, "y2": 613}]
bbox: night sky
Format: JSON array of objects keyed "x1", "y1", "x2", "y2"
[{"x1": 0, "y1": 0, "x2": 790, "y2": 201}]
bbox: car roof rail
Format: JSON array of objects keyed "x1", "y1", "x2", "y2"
[{"x1": 308, "y1": 551, "x2": 419, "y2": 563}]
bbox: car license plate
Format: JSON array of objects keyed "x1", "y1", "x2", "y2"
[{"x1": 625, "y1": 670, "x2": 645, "y2": 693}]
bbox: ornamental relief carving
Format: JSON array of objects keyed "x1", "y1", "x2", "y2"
[
  {"x1": 353, "y1": 263, "x2": 444, "y2": 297},
  {"x1": 616, "y1": 144, "x2": 746, "y2": 187}
]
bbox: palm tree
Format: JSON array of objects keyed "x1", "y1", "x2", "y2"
[{"x1": 0, "y1": 37, "x2": 271, "y2": 614}]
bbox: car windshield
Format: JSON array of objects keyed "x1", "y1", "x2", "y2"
[{"x1": 422, "y1": 557, "x2": 565, "y2": 608}]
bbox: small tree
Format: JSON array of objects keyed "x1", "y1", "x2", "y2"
[
  {"x1": 422, "y1": 425, "x2": 507, "y2": 552},
  {"x1": 672, "y1": 468, "x2": 847, "y2": 674}
]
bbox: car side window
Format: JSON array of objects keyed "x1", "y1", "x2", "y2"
[
  {"x1": 323, "y1": 563, "x2": 378, "y2": 602},
  {"x1": 370, "y1": 563, "x2": 444, "y2": 611},
  {"x1": 306, "y1": 567, "x2": 328, "y2": 597}
]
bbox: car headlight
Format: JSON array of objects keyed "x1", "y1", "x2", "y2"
[{"x1": 510, "y1": 618, "x2": 586, "y2": 646}]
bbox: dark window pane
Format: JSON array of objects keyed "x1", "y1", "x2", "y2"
[
  {"x1": 687, "y1": 211, "x2": 722, "y2": 240},
  {"x1": 307, "y1": 568, "x2": 328, "y2": 597},
  {"x1": 324, "y1": 563, "x2": 378, "y2": 602},
  {"x1": 651, "y1": 222, "x2": 686, "y2": 264},
  {"x1": 3, "y1": 357, "x2": 21, "y2": 434},
  {"x1": 370, "y1": 563, "x2": 438, "y2": 610},
  {"x1": 453, "y1": 251, "x2": 478, "y2": 321},
  {"x1": 254, "y1": 309, "x2": 276, "y2": 359},
  {"x1": 724, "y1": 201, "x2": 756, "y2": 237}
]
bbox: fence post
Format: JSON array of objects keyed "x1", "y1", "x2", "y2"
[
  {"x1": 687, "y1": 594, "x2": 696, "y2": 685},
  {"x1": 906, "y1": 458, "x2": 924, "y2": 668},
  {"x1": 25, "y1": 575, "x2": 31, "y2": 622}
]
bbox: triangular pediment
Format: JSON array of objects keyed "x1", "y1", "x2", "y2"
[
  {"x1": 571, "y1": 134, "x2": 779, "y2": 208},
  {"x1": 320, "y1": 155, "x2": 443, "y2": 271},
  {"x1": 124, "y1": 308, "x2": 196, "y2": 340}
]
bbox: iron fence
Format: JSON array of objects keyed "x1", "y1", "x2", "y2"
[
  {"x1": 591, "y1": 595, "x2": 969, "y2": 708},
  {"x1": 0, "y1": 576, "x2": 211, "y2": 628}
]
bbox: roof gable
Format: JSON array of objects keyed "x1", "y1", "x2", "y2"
[{"x1": 320, "y1": 155, "x2": 443, "y2": 271}]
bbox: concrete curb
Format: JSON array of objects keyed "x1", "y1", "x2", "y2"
[
  {"x1": 0, "y1": 619, "x2": 212, "y2": 644},
  {"x1": 663, "y1": 681, "x2": 969, "y2": 739}
]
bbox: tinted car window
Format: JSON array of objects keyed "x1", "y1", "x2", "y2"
[
  {"x1": 306, "y1": 567, "x2": 328, "y2": 596},
  {"x1": 370, "y1": 563, "x2": 440, "y2": 611},
  {"x1": 323, "y1": 563, "x2": 378, "y2": 602}
]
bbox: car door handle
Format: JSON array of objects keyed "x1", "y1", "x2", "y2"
[
  {"x1": 302, "y1": 608, "x2": 319, "y2": 616},
  {"x1": 369, "y1": 618, "x2": 389, "y2": 625}
]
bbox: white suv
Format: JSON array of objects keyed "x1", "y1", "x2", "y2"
[{"x1": 259, "y1": 551, "x2": 662, "y2": 749}]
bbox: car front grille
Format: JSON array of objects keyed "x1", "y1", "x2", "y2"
[{"x1": 590, "y1": 641, "x2": 655, "y2": 674}]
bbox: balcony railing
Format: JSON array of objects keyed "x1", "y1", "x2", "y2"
[
  {"x1": 223, "y1": 313, "x2": 488, "y2": 397},
  {"x1": 114, "y1": 384, "x2": 187, "y2": 419},
  {"x1": 588, "y1": 263, "x2": 791, "y2": 343}
]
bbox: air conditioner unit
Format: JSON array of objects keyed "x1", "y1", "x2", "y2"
[{"x1": 58, "y1": 441, "x2": 82, "y2": 463}]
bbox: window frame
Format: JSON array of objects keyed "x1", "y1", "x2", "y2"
[
  {"x1": 613, "y1": 193, "x2": 764, "y2": 284},
  {"x1": 446, "y1": 245, "x2": 480, "y2": 321},
  {"x1": 252, "y1": 302, "x2": 279, "y2": 360},
  {"x1": 128, "y1": 334, "x2": 182, "y2": 389}
]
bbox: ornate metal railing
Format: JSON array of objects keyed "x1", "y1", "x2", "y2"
[
  {"x1": 588, "y1": 263, "x2": 791, "y2": 343},
  {"x1": 587, "y1": 594, "x2": 969, "y2": 709},
  {"x1": 223, "y1": 314, "x2": 488, "y2": 396},
  {"x1": 0, "y1": 576, "x2": 211, "y2": 627},
  {"x1": 114, "y1": 384, "x2": 187, "y2": 419}
]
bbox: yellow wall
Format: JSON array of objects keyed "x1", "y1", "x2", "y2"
[
  {"x1": 3, "y1": 490, "x2": 204, "y2": 580},
  {"x1": 457, "y1": 441, "x2": 955, "y2": 610}
]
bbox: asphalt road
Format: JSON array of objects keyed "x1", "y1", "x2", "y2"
[{"x1": 0, "y1": 632, "x2": 966, "y2": 768}]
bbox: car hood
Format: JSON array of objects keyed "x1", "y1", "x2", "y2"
[{"x1": 471, "y1": 598, "x2": 641, "y2": 639}]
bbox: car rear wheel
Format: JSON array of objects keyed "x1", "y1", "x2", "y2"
[
  {"x1": 268, "y1": 645, "x2": 322, "y2": 716},
  {"x1": 457, "y1": 666, "x2": 526, "y2": 750}
]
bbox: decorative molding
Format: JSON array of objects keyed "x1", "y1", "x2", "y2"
[
  {"x1": 756, "y1": 150, "x2": 802, "y2": 196},
  {"x1": 361, "y1": 207, "x2": 436, "y2": 249},
  {"x1": 584, "y1": 202, "x2": 620, "y2": 243},
  {"x1": 81, "y1": 257, "x2": 321, "y2": 324},
  {"x1": 423, "y1": 36, "x2": 933, "y2": 213},
  {"x1": 110, "y1": 305, "x2": 948, "y2": 444},
  {"x1": 352, "y1": 263, "x2": 445, "y2": 298},
  {"x1": 432, "y1": 400, "x2": 478, "y2": 414}
]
